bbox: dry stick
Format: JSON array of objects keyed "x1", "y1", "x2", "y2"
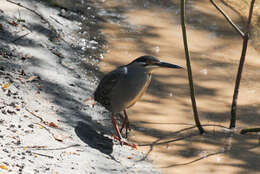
[
  {"x1": 210, "y1": 0, "x2": 244, "y2": 37},
  {"x1": 240, "y1": 127, "x2": 260, "y2": 134},
  {"x1": 6, "y1": 0, "x2": 56, "y2": 32},
  {"x1": 25, "y1": 107, "x2": 45, "y2": 123},
  {"x1": 18, "y1": 145, "x2": 47, "y2": 149},
  {"x1": 12, "y1": 32, "x2": 30, "y2": 43},
  {"x1": 50, "y1": 16, "x2": 63, "y2": 25},
  {"x1": 180, "y1": 0, "x2": 204, "y2": 134},
  {"x1": 229, "y1": 0, "x2": 255, "y2": 128},
  {"x1": 32, "y1": 152, "x2": 54, "y2": 159},
  {"x1": 6, "y1": 0, "x2": 47, "y2": 23},
  {"x1": 210, "y1": 0, "x2": 256, "y2": 128},
  {"x1": 163, "y1": 150, "x2": 224, "y2": 167}
]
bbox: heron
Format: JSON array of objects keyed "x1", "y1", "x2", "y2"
[{"x1": 94, "y1": 55, "x2": 183, "y2": 146}]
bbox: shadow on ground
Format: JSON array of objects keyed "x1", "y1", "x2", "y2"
[{"x1": 75, "y1": 121, "x2": 113, "y2": 154}]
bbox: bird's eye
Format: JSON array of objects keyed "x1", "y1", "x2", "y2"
[{"x1": 146, "y1": 60, "x2": 153, "y2": 65}]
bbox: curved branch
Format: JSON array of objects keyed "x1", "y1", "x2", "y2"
[{"x1": 230, "y1": 0, "x2": 255, "y2": 128}]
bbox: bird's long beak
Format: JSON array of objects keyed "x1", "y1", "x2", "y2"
[{"x1": 156, "y1": 61, "x2": 183, "y2": 69}]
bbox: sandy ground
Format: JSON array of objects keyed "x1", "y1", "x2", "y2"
[{"x1": 0, "y1": 0, "x2": 161, "y2": 173}]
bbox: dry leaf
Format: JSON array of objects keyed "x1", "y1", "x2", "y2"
[
  {"x1": 37, "y1": 84, "x2": 42, "y2": 89},
  {"x1": 2, "y1": 82, "x2": 9, "y2": 89},
  {"x1": 22, "y1": 53, "x2": 32, "y2": 60},
  {"x1": 8, "y1": 20, "x2": 18, "y2": 26},
  {"x1": 49, "y1": 122, "x2": 58, "y2": 128},
  {"x1": 54, "y1": 134, "x2": 66, "y2": 142},
  {"x1": 17, "y1": 77, "x2": 24, "y2": 84},
  {"x1": 26, "y1": 76, "x2": 39, "y2": 82},
  {"x1": 38, "y1": 124, "x2": 43, "y2": 129},
  {"x1": 0, "y1": 165, "x2": 8, "y2": 170},
  {"x1": 84, "y1": 98, "x2": 96, "y2": 107},
  {"x1": 15, "y1": 105, "x2": 20, "y2": 111}
]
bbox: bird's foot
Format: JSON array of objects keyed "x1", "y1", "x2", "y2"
[
  {"x1": 120, "y1": 126, "x2": 131, "y2": 138},
  {"x1": 120, "y1": 120, "x2": 131, "y2": 138},
  {"x1": 112, "y1": 135, "x2": 137, "y2": 149}
]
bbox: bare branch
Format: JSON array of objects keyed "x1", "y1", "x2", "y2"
[
  {"x1": 6, "y1": 0, "x2": 48, "y2": 23},
  {"x1": 210, "y1": 0, "x2": 244, "y2": 37},
  {"x1": 230, "y1": 0, "x2": 255, "y2": 128},
  {"x1": 164, "y1": 150, "x2": 224, "y2": 167},
  {"x1": 6, "y1": 0, "x2": 57, "y2": 34},
  {"x1": 180, "y1": 0, "x2": 205, "y2": 134},
  {"x1": 240, "y1": 127, "x2": 260, "y2": 134},
  {"x1": 12, "y1": 32, "x2": 30, "y2": 43},
  {"x1": 31, "y1": 152, "x2": 54, "y2": 159}
]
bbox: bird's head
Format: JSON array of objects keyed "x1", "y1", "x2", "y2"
[{"x1": 130, "y1": 55, "x2": 183, "y2": 72}]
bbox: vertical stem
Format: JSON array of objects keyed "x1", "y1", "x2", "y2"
[
  {"x1": 180, "y1": 0, "x2": 204, "y2": 134},
  {"x1": 230, "y1": 0, "x2": 255, "y2": 128}
]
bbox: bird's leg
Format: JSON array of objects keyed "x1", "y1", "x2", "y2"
[
  {"x1": 119, "y1": 113, "x2": 125, "y2": 133},
  {"x1": 111, "y1": 113, "x2": 136, "y2": 148},
  {"x1": 123, "y1": 110, "x2": 131, "y2": 131},
  {"x1": 118, "y1": 113, "x2": 125, "y2": 126},
  {"x1": 120, "y1": 110, "x2": 131, "y2": 136},
  {"x1": 111, "y1": 113, "x2": 123, "y2": 140}
]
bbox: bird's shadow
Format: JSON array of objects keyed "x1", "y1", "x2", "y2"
[{"x1": 75, "y1": 121, "x2": 113, "y2": 155}]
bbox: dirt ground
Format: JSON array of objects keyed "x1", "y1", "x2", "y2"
[{"x1": 97, "y1": 0, "x2": 260, "y2": 173}]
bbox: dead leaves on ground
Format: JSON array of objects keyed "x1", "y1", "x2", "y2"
[
  {"x1": 25, "y1": 75, "x2": 39, "y2": 82},
  {"x1": 1, "y1": 75, "x2": 67, "y2": 144},
  {"x1": 84, "y1": 98, "x2": 96, "y2": 107},
  {"x1": 8, "y1": 20, "x2": 18, "y2": 27},
  {"x1": 25, "y1": 108, "x2": 73, "y2": 143},
  {"x1": 53, "y1": 133, "x2": 71, "y2": 142},
  {"x1": 1, "y1": 82, "x2": 9, "y2": 90},
  {"x1": 49, "y1": 122, "x2": 58, "y2": 128},
  {"x1": 0, "y1": 164, "x2": 8, "y2": 170}
]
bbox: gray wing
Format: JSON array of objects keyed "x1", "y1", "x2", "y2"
[{"x1": 94, "y1": 66, "x2": 126, "y2": 111}]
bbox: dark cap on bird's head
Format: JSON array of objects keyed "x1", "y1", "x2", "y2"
[{"x1": 130, "y1": 55, "x2": 183, "y2": 71}]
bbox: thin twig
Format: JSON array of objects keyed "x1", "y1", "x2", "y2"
[
  {"x1": 210, "y1": 0, "x2": 244, "y2": 37},
  {"x1": 36, "y1": 144, "x2": 81, "y2": 151},
  {"x1": 12, "y1": 32, "x2": 30, "y2": 43},
  {"x1": 34, "y1": 123, "x2": 53, "y2": 134},
  {"x1": 32, "y1": 152, "x2": 54, "y2": 159},
  {"x1": 164, "y1": 130, "x2": 234, "y2": 167},
  {"x1": 18, "y1": 145, "x2": 47, "y2": 149},
  {"x1": 180, "y1": 0, "x2": 204, "y2": 134},
  {"x1": 25, "y1": 107, "x2": 45, "y2": 123},
  {"x1": 6, "y1": 0, "x2": 57, "y2": 34},
  {"x1": 17, "y1": 144, "x2": 80, "y2": 150},
  {"x1": 6, "y1": 0, "x2": 47, "y2": 23},
  {"x1": 240, "y1": 127, "x2": 260, "y2": 134},
  {"x1": 163, "y1": 150, "x2": 224, "y2": 167},
  {"x1": 230, "y1": 0, "x2": 255, "y2": 128},
  {"x1": 139, "y1": 132, "x2": 199, "y2": 146},
  {"x1": 50, "y1": 16, "x2": 63, "y2": 25}
]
